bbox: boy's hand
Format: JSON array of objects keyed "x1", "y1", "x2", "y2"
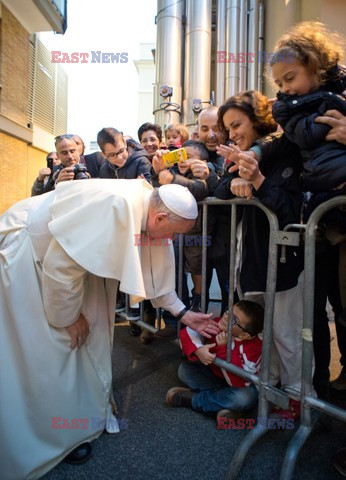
[
  {"x1": 216, "y1": 331, "x2": 228, "y2": 346},
  {"x1": 152, "y1": 150, "x2": 167, "y2": 174},
  {"x1": 195, "y1": 344, "x2": 216, "y2": 365},
  {"x1": 190, "y1": 160, "x2": 210, "y2": 180}
]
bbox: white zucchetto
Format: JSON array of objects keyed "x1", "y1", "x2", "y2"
[{"x1": 158, "y1": 184, "x2": 198, "y2": 220}]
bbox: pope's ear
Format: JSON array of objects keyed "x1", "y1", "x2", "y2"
[{"x1": 155, "y1": 212, "x2": 169, "y2": 223}]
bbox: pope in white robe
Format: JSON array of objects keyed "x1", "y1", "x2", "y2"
[{"x1": 0, "y1": 179, "x2": 216, "y2": 480}]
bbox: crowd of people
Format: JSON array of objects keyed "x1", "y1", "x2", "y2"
[{"x1": 1, "y1": 20, "x2": 346, "y2": 479}]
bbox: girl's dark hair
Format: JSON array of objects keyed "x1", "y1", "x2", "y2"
[
  {"x1": 217, "y1": 90, "x2": 277, "y2": 142},
  {"x1": 137, "y1": 122, "x2": 163, "y2": 142}
]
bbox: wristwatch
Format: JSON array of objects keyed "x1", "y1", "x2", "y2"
[{"x1": 176, "y1": 307, "x2": 189, "y2": 321}]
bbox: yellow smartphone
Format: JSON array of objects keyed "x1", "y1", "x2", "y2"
[{"x1": 162, "y1": 148, "x2": 187, "y2": 167}]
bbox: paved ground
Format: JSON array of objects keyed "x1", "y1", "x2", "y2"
[{"x1": 42, "y1": 306, "x2": 346, "y2": 480}]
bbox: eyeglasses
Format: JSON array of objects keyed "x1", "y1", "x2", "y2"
[
  {"x1": 106, "y1": 147, "x2": 127, "y2": 160},
  {"x1": 224, "y1": 310, "x2": 249, "y2": 334},
  {"x1": 54, "y1": 134, "x2": 74, "y2": 143}
]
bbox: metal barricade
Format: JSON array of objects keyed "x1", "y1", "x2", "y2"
[
  {"x1": 197, "y1": 195, "x2": 345, "y2": 480},
  {"x1": 280, "y1": 195, "x2": 346, "y2": 480},
  {"x1": 118, "y1": 194, "x2": 346, "y2": 480}
]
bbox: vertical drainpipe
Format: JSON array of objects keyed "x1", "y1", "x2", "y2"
[
  {"x1": 215, "y1": 0, "x2": 226, "y2": 106},
  {"x1": 248, "y1": 0, "x2": 259, "y2": 91},
  {"x1": 238, "y1": 0, "x2": 248, "y2": 92},
  {"x1": 153, "y1": 0, "x2": 183, "y2": 128},
  {"x1": 225, "y1": 0, "x2": 240, "y2": 98},
  {"x1": 257, "y1": 0, "x2": 264, "y2": 92},
  {"x1": 182, "y1": 0, "x2": 212, "y2": 129}
]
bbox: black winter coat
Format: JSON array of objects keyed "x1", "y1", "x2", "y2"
[
  {"x1": 272, "y1": 89, "x2": 346, "y2": 192},
  {"x1": 99, "y1": 147, "x2": 152, "y2": 182},
  {"x1": 214, "y1": 133, "x2": 304, "y2": 293}
]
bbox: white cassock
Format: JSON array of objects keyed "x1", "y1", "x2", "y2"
[{"x1": 0, "y1": 179, "x2": 185, "y2": 480}]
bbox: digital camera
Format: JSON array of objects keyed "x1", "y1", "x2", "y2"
[{"x1": 73, "y1": 164, "x2": 89, "y2": 180}]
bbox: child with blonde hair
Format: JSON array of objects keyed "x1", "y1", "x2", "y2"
[{"x1": 164, "y1": 123, "x2": 190, "y2": 149}]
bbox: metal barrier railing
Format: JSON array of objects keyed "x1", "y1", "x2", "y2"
[
  {"x1": 199, "y1": 195, "x2": 345, "y2": 480},
  {"x1": 118, "y1": 194, "x2": 346, "y2": 480},
  {"x1": 279, "y1": 195, "x2": 346, "y2": 480}
]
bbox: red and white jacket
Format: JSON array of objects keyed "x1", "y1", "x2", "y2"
[{"x1": 179, "y1": 318, "x2": 262, "y2": 388}]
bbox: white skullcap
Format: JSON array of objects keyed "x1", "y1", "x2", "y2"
[{"x1": 158, "y1": 184, "x2": 198, "y2": 220}]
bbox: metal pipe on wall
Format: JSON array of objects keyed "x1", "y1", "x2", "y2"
[
  {"x1": 153, "y1": 0, "x2": 184, "y2": 128},
  {"x1": 182, "y1": 0, "x2": 212, "y2": 128},
  {"x1": 225, "y1": 0, "x2": 240, "y2": 98},
  {"x1": 257, "y1": 0, "x2": 264, "y2": 92},
  {"x1": 215, "y1": 0, "x2": 226, "y2": 106},
  {"x1": 248, "y1": 0, "x2": 259, "y2": 91},
  {"x1": 238, "y1": 0, "x2": 248, "y2": 92}
]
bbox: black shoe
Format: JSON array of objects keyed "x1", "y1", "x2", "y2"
[
  {"x1": 190, "y1": 290, "x2": 201, "y2": 312},
  {"x1": 64, "y1": 442, "x2": 92, "y2": 465},
  {"x1": 154, "y1": 326, "x2": 177, "y2": 340},
  {"x1": 129, "y1": 323, "x2": 142, "y2": 336},
  {"x1": 165, "y1": 387, "x2": 195, "y2": 407},
  {"x1": 115, "y1": 293, "x2": 126, "y2": 313},
  {"x1": 126, "y1": 308, "x2": 140, "y2": 321}
]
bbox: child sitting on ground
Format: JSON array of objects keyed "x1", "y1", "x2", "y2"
[{"x1": 166, "y1": 300, "x2": 263, "y2": 420}]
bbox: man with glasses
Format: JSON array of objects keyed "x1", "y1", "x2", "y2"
[{"x1": 97, "y1": 127, "x2": 151, "y2": 182}]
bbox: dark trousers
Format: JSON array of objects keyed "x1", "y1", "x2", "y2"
[{"x1": 313, "y1": 243, "x2": 345, "y2": 396}]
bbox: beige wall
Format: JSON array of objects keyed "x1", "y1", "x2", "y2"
[
  {"x1": 0, "y1": 132, "x2": 46, "y2": 213},
  {"x1": 1, "y1": 5, "x2": 30, "y2": 126},
  {"x1": 0, "y1": 5, "x2": 49, "y2": 213}
]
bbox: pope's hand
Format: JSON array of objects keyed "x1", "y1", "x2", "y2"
[
  {"x1": 66, "y1": 313, "x2": 90, "y2": 349},
  {"x1": 180, "y1": 310, "x2": 220, "y2": 338}
]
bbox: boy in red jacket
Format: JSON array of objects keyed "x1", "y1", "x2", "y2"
[{"x1": 166, "y1": 300, "x2": 263, "y2": 418}]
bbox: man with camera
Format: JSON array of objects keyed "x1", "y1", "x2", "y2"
[
  {"x1": 31, "y1": 135, "x2": 89, "y2": 197},
  {"x1": 31, "y1": 151, "x2": 60, "y2": 196},
  {"x1": 54, "y1": 134, "x2": 90, "y2": 183}
]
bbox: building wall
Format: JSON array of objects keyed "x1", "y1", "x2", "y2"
[
  {"x1": 0, "y1": 4, "x2": 67, "y2": 214},
  {"x1": 0, "y1": 132, "x2": 46, "y2": 213},
  {"x1": 134, "y1": 44, "x2": 155, "y2": 130},
  {"x1": 1, "y1": 5, "x2": 29, "y2": 126}
]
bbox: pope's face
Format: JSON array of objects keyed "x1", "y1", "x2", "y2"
[{"x1": 147, "y1": 209, "x2": 195, "y2": 240}]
